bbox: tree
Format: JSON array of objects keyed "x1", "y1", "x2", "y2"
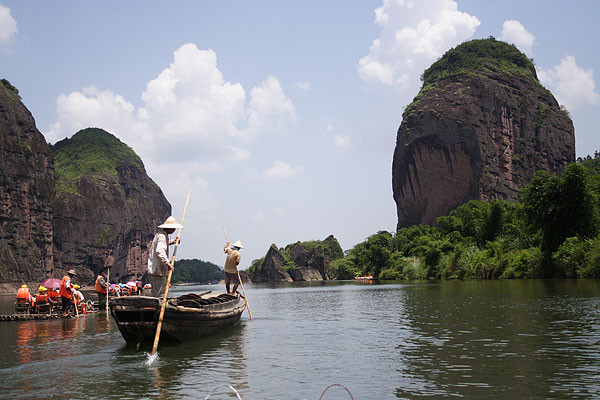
[{"x1": 521, "y1": 163, "x2": 598, "y2": 277}]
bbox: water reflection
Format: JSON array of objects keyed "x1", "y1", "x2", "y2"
[{"x1": 395, "y1": 280, "x2": 600, "y2": 398}]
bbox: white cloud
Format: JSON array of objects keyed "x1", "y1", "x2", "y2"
[
  {"x1": 294, "y1": 81, "x2": 311, "y2": 90},
  {"x1": 48, "y1": 43, "x2": 295, "y2": 160},
  {"x1": 499, "y1": 20, "x2": 535, "y2": 56},
  {"x1": 358, "y1": 0, "x2": 480, "y2": 88},
  {"x1": 537, "y1": 56, "x2": 599, "y2": 111},
  {"x1": 262, "y1": 160, "x2": 303, "y2": 180},
  {"x1": 334, "y1": 135, "x2": 350, "y2": 148},
  {"x1": 245, "y1": 75, "x2": 296, "y2": 139},
  {"x1": 0, "y1": 4, "x2": 18, "y2": 47}
]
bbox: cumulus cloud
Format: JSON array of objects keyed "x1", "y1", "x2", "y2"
[
  {"x1": 499, "y1": 20, "x2": 535, "y2": 56},
  {"x1": 537, "y1": 55, "x2": 599, "y2": 111},
  {"x1": 262, "y1": 160, "x2": 303, "y2": 180},
  {"x1": 0, "y1": 4, "x2": 18, "y2": 47},
  {"x1": 358, "y1": 0, "x2": 480, "y2": 88},
  {"x1": 48, "y1": 43, "x2": 296, "y2": 161},
  {"x1": 245, "y1": 75, "x2": 296, "y2": 139}
]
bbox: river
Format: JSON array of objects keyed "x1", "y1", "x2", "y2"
[{"x1": 0, "y1": 280, "x2": 598, "y2": 399}]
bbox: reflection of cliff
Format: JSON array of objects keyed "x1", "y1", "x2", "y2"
[{"x1": 392, "y1": 39, "x2": 574, "y2": 228}]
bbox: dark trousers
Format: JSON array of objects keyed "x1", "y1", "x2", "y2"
[
  {"x1": 97, "y1": 291, "x2": 107, "y2": 312},
  {"x1": 61, "y1": 296, "x2": 73, "y2": 314}
]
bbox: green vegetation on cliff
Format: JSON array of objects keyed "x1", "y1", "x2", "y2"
[
  {"x1": 422, "y1": 37, "x2": 537, "y2": 86},
  {"x1": 331, "y1": 153, "x2": 600, "y2": 280},
  {"x1": 52, "y1": 128, "x2": 144, "y2": 196},
  {"x1": 172, "y1": 259, "x2": 224, "y2": 284}
]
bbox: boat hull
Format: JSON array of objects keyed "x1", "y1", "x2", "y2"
[{"x1": 109, "y1": 292, "x2": 246, "y2": 345}]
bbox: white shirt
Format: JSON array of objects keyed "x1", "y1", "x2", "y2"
[
  {"x1": 148, "y1": 229, "x2": 170, "y2": 276},
  {"x1": 72, "y1": 289, "x2": 84, "y2": 302}
]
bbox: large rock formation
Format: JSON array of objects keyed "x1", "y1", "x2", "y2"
[
  {"x1": 0, "y1": 80, "x2": 55, "y2": 288},
  {"x1": 51, "y1": 128, "x2": 171, "y2": 283},
  {"x1": 392, "y1": 38, "x2": 575, "y2": 228},
  {"x1": 249, "y1": 235, "x2": 344, "y2": 283}
]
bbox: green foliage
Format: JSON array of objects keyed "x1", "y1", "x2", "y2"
[
  {"x1": 171, "y1": 259, "x2": 224, "y2": 284},
  {"x1": 421, "y1": 38, "x2": 537, "y2": 87},
  {"x1": 333, "y1": 152, "x2": 600, "y2": 281},
  {"x1": 1, "y1": 78, "x2": 20, "y2": 98},
  {"x1": 247, "y1": 257, "x2": 265, "y2": 274},
  {"x1": 521, "y1": 163, "x2": 598, "y2": 276},
  {"x1": 52, "y1": 128, "x2": 145, "y2": 196},
  {"x1": 329, "y1": 258, "x2": 359, "y2": 280}
]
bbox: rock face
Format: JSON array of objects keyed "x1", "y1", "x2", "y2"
[
  {"x1": 249, "y1": 235, "x2": 344, "y2": 283},
  {"x1": 250, "y1": 244, "x2": 293, "y2": 283},
  {"x1": 51, "y1": 128, "x2": 171, "y2": 283},
  {"x1": 392, "y1": 39, "x2": 575, "y2": 228},
  {"x1": 0, "y1": 80, "x2": 55, "y2": 286}
]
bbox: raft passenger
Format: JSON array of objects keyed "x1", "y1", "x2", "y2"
[{"x1": 59, "y1": 269, "x2": 77, "y2": 317}]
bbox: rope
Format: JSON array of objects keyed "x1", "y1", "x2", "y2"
[
  {"x1": 204, "y1": 384, "x2": 243, "y2": 400},
  {"x1": 318, "y1": 384, "x2": 355, "y2": 400}
]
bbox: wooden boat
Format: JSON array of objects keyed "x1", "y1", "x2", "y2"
[{"x1": 109, "y1": 291, "x2": 246, "y2": 346}]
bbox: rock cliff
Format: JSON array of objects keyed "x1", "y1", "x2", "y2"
[
  {"x1": 0, "y1": 80, "x2": 55, "y2": 287},
  {"x1": 51, "y1": 128, "x2": 172, "y2": 283},
  {"x1": 249, "y1": 235, "x2": 344, "y2": 283},
  {"x1": 392, "y1": 38, "x2": 575, "y2": 228}
]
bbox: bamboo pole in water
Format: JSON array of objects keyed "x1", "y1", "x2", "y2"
[{"x1": 151, "y1": 191, "x2": 190, "y2": 356}]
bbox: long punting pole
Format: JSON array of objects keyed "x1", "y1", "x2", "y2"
[
  {"x1": 223, "y1": 227, "x2": 253, "y2": 320},
  {"x1": 151, "y1": 191, "x2": 190, "y2": 356}
]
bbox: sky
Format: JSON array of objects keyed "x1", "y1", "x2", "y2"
[{"x1": 1, "y1": 1, "x2": 599, "y2": 268}]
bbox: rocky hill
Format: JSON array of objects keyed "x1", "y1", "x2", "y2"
[
  {"x1": 0, "y1": 80, "x2": 55, "y2": 290},
  {"x1": 392, "y1": 38, "x2": 575, "y2": 228},
  {"x1": 248, "y1": 235, "x2": 344, "y2": 283},
  {"x1": 51, "y1": 128, "x2": 171, "y2": 284}
]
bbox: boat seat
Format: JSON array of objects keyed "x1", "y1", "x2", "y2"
[
  {"x1": 36, "y1": 302, "x2": 52, "y2": 314},
  {"x1": 15, "y1": 299, "x2": 31, "y2": 314}
]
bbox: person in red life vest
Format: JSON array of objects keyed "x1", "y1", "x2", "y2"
[
  {"x1": 59, "y1": 269, "x2": 77, "y2": 317},
  {"x1": 94, "y1": 269, "x2": 109, "y2": 312},
  {"x1": 35, "y1": 286, "x2": 53, "y2": 312},
  {"x1": 17, "y1": 284, "x2": 35, "y2": 308}
]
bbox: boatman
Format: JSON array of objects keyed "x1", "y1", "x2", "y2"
[
  {"x1": 59, "y1": 269, "x2": 77, "y2": 317},
  {"x1": 94, "y1": 268, "x2": 109, "y2": 312},
  {"x1": 147, "y1": 216, "x2": 181, "y2": 298},
  {"x1": 224, "y1": 240, "x2": 244, "y2": 295}
]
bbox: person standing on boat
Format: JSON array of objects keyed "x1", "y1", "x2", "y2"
[
  {"x1": 59, "y1": 269, "x2": 77, "y2": 317},
  {"x1": 94, "y1": 269, "x2": 109, "y2": 312},
  {"x1": 147, "y1": 216, "x2": 181, "y2": 298},
  {"x1": 224, "y1": 240, "x2": 244, "y2": 294}
]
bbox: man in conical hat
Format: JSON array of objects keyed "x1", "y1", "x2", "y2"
[
  {"x1": 224, "y1": 240, "x2": 244, "y2": 294},
  {"x1": 147, "y1": 216, "x2": 182, "y2": 297}
]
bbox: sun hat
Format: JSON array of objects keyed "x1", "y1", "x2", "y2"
[
  {"x1": 21, "y1": 284, "x2": 27, "y2": 288},
  {"x1": 231, "y1": 240, "x2": 245, "y2": 249},
  {"x1": 158, "y1": 216, "x2": 183, "y2": 229},
  {"x1": 67, "y1": 269, "x2": 77, "y2": 275}
]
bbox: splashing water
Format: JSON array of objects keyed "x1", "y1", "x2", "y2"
[{"x1": 145, "y1": 352, "x2": 159, "y2": 366}]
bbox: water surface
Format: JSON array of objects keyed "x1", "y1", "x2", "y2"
[{"x1": 0, "y1": 280, "x2": 598, "y2": 399}]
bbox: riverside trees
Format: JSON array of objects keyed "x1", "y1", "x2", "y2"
[{"x1": 329, "y1": 155, "x2": 600, "y2": 280}]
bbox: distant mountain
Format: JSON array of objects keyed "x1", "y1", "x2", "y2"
[
  {"x1": 171, "y1": 259, "x2": 224, "y2": 284},
  {"x1": 248, "y1": 235, "x2": 344, "y2": 283},
  {"x1": 392, "y1": 38, "x2": 575, "y2": 229}
]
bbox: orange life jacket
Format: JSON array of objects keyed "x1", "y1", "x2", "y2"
[
  {"x1": 36, "y1": 293, "x2": 49, "y2": 304},
  {"x1": 17, "y1": 287, "x2": 33, "y2": 305},
  {"x1": 47, "y1": 289, "x2": 59, "y2": 300},
  {"x1": 59, "y1": 275, "x2": 72, "y2": 300},
  {"x1": 94, "y1": 275, "x2": 107, "y2": 294}
]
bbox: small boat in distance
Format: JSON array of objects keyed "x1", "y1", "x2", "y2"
[
  {"x1": 109, "y1": 291, "x2": 245, "y2": 347},
  {"x1": 354, "y1": 274, "x2": 375, "y2": 281}
]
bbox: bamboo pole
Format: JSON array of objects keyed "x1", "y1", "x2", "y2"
[{"x1": 151, "y1": 191, "x2": 190, "y2": 356}]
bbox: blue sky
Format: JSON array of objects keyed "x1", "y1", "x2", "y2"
[{"x1": 2, "y1": 1, "x2": 599, "y2": 267}]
